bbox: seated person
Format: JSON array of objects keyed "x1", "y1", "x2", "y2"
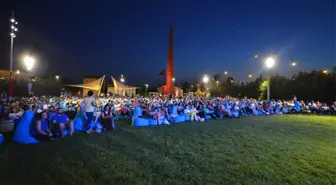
[
  {"x1": 52, "y1": 108, "x2": 73, "y2": 137},
  {"x1": 321, "y1": 103, "x2": 331, "y2": 114},
  {"x1": 100, "y1": 104, "x2": 114, "y2": 131},
  {"x1": 65, "y1": 105, "x2": 77, "y2": 131},
  {"x1": 31, "y1": 111, "x2": 54, "y2": 141},
  {"x1": 190, "y1": 105, "x2": 200, "y2": 122}
]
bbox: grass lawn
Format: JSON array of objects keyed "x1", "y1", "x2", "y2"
[{"x1": 0, "y1": 115, "x2": 335, "y2": 185}]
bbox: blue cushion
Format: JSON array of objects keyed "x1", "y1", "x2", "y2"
[
  {"x1": 0, "y1": 133, "x2": 4, "y2": 144},
  {"x1": 172, "y1": 106, "x2": 178, "y2": 115},
  {"x1": 134, "y1": 107, "x2": 142, "y2": 117},
  {"x1": 184, "y1": 114, "x2": 190, "y2": 121},
  {"x1": 232, "y1": 111, "x2": 239, "y2": 117},
  {"x1": 95, "y1": 122, "x2": 103, "y2": 133},
  {"x1": 133, "y1": 118, "x2": 149, "y2": 127},
  {"x1": 74, "y1": 111, "x2": 87, "y2": 131},
  {"x1": 205, "y1": 115, "x2": 212, "y2": 119},
  {"x1": 12, "y1": 111, "x2": 39, "y2": 144},
  {"x1": 172, "y1": 115, "x2": 185, "y2": 123},
  {"x1": 132, "y1": 107, "x2": 149, "y2": 127},
  {"x1": 148, "y1": 118, "x2": 165, "y2": 126}
]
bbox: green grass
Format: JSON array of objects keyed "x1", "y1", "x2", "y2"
[{"x1": 0, "y1": 115, "x2": 335, "y2": 185}]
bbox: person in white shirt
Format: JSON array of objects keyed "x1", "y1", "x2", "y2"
[{"x1": 82, "y1": 91, "x2": 96, "y2": 133}]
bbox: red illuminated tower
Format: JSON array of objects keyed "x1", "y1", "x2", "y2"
[{"x1": 165, "y1": 24, "x2": 174, "y2": 94}]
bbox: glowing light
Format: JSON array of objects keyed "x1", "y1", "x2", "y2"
[
  {"x1": 145, "y1": 84, "x2": 149, "y2": 88},
  {"x1": 254, "y1": 54, "x2": 258, "y2": 58},
  {"x1": 14, "y1": 28, "x2": 18, "y2": 32},
  {"x1": 248, "y1": 74, "x2": 252, "y2": 78},
  {"x1": 191, "y1": 85, "x2": 193, "y2": 88},
  {"x1": 224, "y1": 71, "x2": 228, "y2": 75},
  {"x1": 55, "y1": 75, "x2": 59, "y2": 80},
  {"x1": 265, "y1": 56, "x2": 275, "y2": 68},
  {"x1": 11, "y1": 26, "x2": 14, "y2": 29},
  {"x1": 23, "y1": 56, "x2": 35, "y2": 71},
  {"x1": 16, "y1": 70, "x2": 20, "y2": 74},
  {"x1": 10, "y1": 18, "x2": 15, "y2": 23},
  {"x1": 203, "y1": 75, "x2": 209, "y2": 84},
  {"x1": 292, "y1": 62, "x2": 296, "y2": 66},
  {"x1": 120, "y1": 74, "x2": 125, "y2": 83},
  {"x1": 323, "y1": 70, "x2": 328, "y2": 74},
  {"x1": 172, "y1": 77, "x2": 175, "y2": 82}
]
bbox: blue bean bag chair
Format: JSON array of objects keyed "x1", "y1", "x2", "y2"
[
  {"x1": 74, "y1": 110, "x2": 88, "y2": 131},
  {"x1": 55, "y1": 130, "x2": 70, "y2": 137},
  {"x1": 13, "y1": 110, "x2": 39, "y2": 144},
  {"x1": 0, "y1": 133, "x2": 4, "y2": 144},
  {"x1": 232, "y1": 110, "x2": 239, "y2": 118},
  {"x1": 148, "y1": 118, "x2": 166, "y2": 126},
  {"x1": 132, "y1": 107, "x2": 149, "y2": 127},
  {"x1": 171, "y1": 106, "x2": 186, "y2": 123},
  {"x1": 95, "y1": 122, "x2": 103, "y2": 133},
  {"x1": 183, "y1": 114, "x2": 190, "y2": 121}
]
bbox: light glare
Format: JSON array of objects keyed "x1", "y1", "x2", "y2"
[
  {"x1": 265, "y1": 57, "x2": 275, "y2": 68},
  {"x1": 203, "y1": 75, "x2": 209, "y2": 84},
  {"x1": 23, "y1": 56, "x2": 35, "y2": 71}
]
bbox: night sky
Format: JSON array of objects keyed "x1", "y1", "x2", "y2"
[{"x1": 0, "y1": 0, "x2": 335, "y2": 86}]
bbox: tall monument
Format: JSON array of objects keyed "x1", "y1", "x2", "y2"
[
  {"x1": 165, "y1": 24, "x2": 174, "y2": 94},
  {"x1": 158, "y1": 24, "x2": 183, "y2": 96}
]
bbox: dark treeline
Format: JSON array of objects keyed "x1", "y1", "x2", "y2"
[{"x1": 184, "y1": 68, "x2": 336, "y2": 103}]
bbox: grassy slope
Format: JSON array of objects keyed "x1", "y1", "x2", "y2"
[{"x1": 0, "y1": 115, "x2": 335, "y2": 185}]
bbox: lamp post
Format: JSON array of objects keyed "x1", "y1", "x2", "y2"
[
  {"x1": 203, "y1": 75, "x2": 209, "y2": 93},
  {"x1": 120, "y1": 74, "x2": 125, "y2": 83},
  {"x1": 265, "y1": 56, "x2": 275, "y2": 101},
  {"x1": 9, "y1": 12, "x2": 18, "y2": 97},
  {"x1": 55, "y1": 75, "x2": 59, "y2": 81},
  {"x1": 23, "y1": 55, "x2": 35, "y2": 95},
  {"x1": 145, "y1": 84, "x2": 149, "y2": 96}
]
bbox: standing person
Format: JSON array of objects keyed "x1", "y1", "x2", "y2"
[{"x1": 82, "y1": 91, "x2": 96, "y2": 133}]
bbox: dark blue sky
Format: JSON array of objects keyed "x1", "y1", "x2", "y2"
[{"x1": 0, "y1": 0, "x2": 335, "y2": 85}]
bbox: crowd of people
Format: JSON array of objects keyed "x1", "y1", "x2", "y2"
[{"x1": 0, "y1": 91, "x2": 335, "y2": 143}]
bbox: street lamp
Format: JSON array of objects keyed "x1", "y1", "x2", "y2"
[
  {"x1": 23, "y1": 55, "x2": 35, "y2": 71},
  {"x1": 265, "y1": 56, "x2": 275, "y2": 100},
  {"x1": 145, "y1": 84, "x2": 149, "y2": 96},
  {"x1": 224, "y1": 71, "x2": 228, "y2": 75},
  {"x1": 8, "y1": 12, "x2": 19, "y2": 97},
  {"x1": 265, "y1": 57, "x2": 275, "y2": 69},
  {"x1": 16, "y1": 70, "x2": 20, "y2": 74},
  {"x1": 291, "y1": 62, "x2": 297, "y2": 67},
  {"x1": 323, "y1": 70, "x2": 328, "y2": 74},
  {"x1": 172, "y1": 77, "x2": 175, "y2": 82},
  {"x1": 248, "y1": 74, "x2": 252, "y2": 78},
  {"x1": 203, "y1": 75, "x2": 209, "y2": 84},
  {"x1": 55, "y1": 75, "x2": 59, "y2": 80},
  {"x1": 120, "y1": 74, "x2": 125, "y2": 83}
]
